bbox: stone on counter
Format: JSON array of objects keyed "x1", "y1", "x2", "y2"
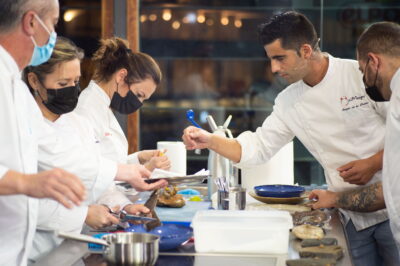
[
  {"x1": 299, "y1": 245, "x2": 343, "y2": 260},
  {"x1": 286, "y1": 258, "x2": 336, "y2": 266},
  {"x1": 301, "y1": 238, "x2": 338, "y2": 247}
]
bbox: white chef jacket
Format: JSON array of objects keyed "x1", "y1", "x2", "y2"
[
  {"x1": 30, "y1": 112, "x2": 133, "y2": 261},
  {"x1": 0, "y1": 45, "x2": 43, "y2": 266},
  {"x1": 37, "y1": 112, "x2": 117, "y2": 203},
  {"x1": 382, "y1": 67, "x2": 400, "y2": 249},
  {"x1": 75, "y1": 81, "x2": 140, "y2": 164},
  {"x1": 236, "y1": 55, "x2": 389, "y2": 231}
]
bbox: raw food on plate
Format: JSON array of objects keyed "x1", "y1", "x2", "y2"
[
  {"x1": 157, "y1": 186, "x2": 185, "y2": 208},
  {"x1": 292, "y1": 224, "x2": 324, "y2": 240},
  {"x1": 292, "y1": 210, "x2": 330, "y2": 227}
]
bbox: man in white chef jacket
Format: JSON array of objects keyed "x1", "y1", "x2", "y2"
[
  {"x1": 182, "y1": 11, "x2": 398, "y2": 266},
  {"x1": 310, "y1": 21, "x2": 400, "y2": 254},
  {"x1": 0, "y1": 1, "x2": 86, "y2": 265}
]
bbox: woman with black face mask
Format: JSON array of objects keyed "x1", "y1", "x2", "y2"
[
  {"x1": 22, "y1": 37, "x2": 167, "y2": 261},
  {"x1": 75, "y1": 37, "x2": 171, "y2": 200}
]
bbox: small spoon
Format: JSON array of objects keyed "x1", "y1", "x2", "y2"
[
  {"x1": 186, "y1": 109, "x2": 201, "y2": 128},
  {"x1": 186, "y1": 109, "x2": 201, "y2": 154}
]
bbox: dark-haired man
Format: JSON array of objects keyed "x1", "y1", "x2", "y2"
[
  {"x1": 182, "y1": 11, "x2": 398, "y2": 266},
  {"x1": 311, "y1": 21, "x2": 400, "y2": 255}
]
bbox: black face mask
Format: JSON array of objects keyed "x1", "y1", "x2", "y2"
[
  {"x1": 41, "y1": 84, "x2": 80, "y2": 114},
  {"x1": 110, "y1": 89, "x2": 143, "y2": 114},
  {"x1": 363, "y1": 58, "x2": 387, "y2": 102}
]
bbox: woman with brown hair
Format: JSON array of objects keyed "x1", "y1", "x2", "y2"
[
  {"x1": 75, "y1": 37, "x2": 170, "y2": 199},
  {"x1": 22, "y1": 37, "x2": 161, "y2": 261}
]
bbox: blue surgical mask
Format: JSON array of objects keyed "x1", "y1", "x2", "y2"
[{"x1": 29, "y1": 14, "x2": 57, "y2": 66}]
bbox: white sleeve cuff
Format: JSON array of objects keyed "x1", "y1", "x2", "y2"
[
  {"x1": 0, "y1": 165, "x2": 9, "y2": 179},
  {"x1": 96, "y1": 185, "x2": 132, "y2": 210},
  {"x1": 235, "y1": 131, "x2": 255, "y2": 168},
  {"x1": 127, "y1": 152, "x2": 140, "y2": 164},
  {"x1": 89, "y1": 158, "x2": 118, "y2": 202}
]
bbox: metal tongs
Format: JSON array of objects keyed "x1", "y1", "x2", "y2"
[
  {"x1": 119, "y1": 210, "x2": 157, "y2": 222},
  {"x1": 103, "y1": 205, "x2": 157, "y2": 222}
]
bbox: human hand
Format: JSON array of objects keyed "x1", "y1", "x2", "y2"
[
  {"x1": 85, "y1": 205, "x2": 120, "y2": 229},
  {"x1": 123, "y1": 204, "x2": 150, "y2": 215},
  {"x1": 308, "y1": 189, "x2": 338, "y2": 209},
  {"x1": 122, "y1": 204, "x2": 151, "y2": 225},
  {"x1": 144, "y1": 153, "x2": 170, "y2": 171},
  {"x1": 182, "y1": 126, "x2": 212, "y2": 150},
  {"x1": 21, "y1": 169, "x2": 86, "y2": 209},
  {"x1": 338, "y1": 157, "x2": 379, "y2": 185},
  {"x1": 116, "y1": 164, "x2": 168, "y2": 191},
  {"x1": 138, "y1": 150, "x2": 161, "y2": 164}
]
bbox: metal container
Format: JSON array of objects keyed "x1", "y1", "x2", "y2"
[
  {"x1": 217, "y1": 190, "x2": 229, "y2": 210},
  {"x1": 102, "y1": 232, "x2": 159, "y2": 266},
  {"x1": 57, "y1": 231, "x2": 159, "y2": 266},
  {"x1": 207, "y1": 115, "x2": 235, "y2": 200},
  {"x1": 217, "y1": 187, "x2": 246, "y2": 210}
]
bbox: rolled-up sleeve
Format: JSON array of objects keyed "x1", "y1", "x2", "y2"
[
  {"x1": 236, "y1": 101, "x2": 295, "y2": 167},
  {"x1": 0, "y1": 165, "x2": 9, "y2": 180}
]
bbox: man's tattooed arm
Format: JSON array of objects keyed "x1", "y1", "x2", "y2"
[{"x1": 336, "y1": 182, "x2": 385, "y2": 212}]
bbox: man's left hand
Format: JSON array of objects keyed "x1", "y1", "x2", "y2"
[{"x1": 337, "y1": 158, "x2": 378, "y2": 185}]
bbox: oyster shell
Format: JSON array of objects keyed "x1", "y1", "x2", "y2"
[
  {"x1": 292, "y1": 210, "x2": 329, "y2": 227},
  {"x1": 292, "y1": 224, "x2": 324, "y2": 240}
]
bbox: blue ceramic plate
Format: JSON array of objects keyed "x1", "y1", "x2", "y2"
[
  {"x1": 125, "y1": 223, "x2": 193, "y2": 251},
  {"x1": 254, "y1": 185, "x2": 305, "y2": 198}
]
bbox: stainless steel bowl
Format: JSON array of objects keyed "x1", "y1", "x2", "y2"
[{"x1": 102, "y1": 232, "x2": 159, "y2": 265}]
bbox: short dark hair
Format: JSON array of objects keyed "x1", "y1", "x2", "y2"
[
  {"x1": 92, "y1": 37, "x2": 161, "y2": 86},
  {"x1": 357, "y1": 21, "x2": 400, "y2": 61},
  {"x1": 0, "y1": 0, "x2": 52, "y2": 33},
  {"x1": 258, "y1": 11, "x2": 319, "y2": 53}
]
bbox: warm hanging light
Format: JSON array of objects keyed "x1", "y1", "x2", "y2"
[
  {"x1": 63, "y1": 10, "x2": 78, "y2": 22},
  {"x1": 172, "y1": 21, "x2": 181, "y2": 30},
  {"x1": 221, "y1": 16, "x2": 229, "y2": 26},
  {"x1": 140, "y1": 14, "x2": 147, "y2": 23},
  {"x1": 162, "y1": 9, "x2": 172, "y2": 21},
  {"x1": 234, "y1": 18, "x2": 242, "y2": 28},
  {"x1": 149, "y1": 14, "x2": 157, "y2": 21},
  {"x1": 197, "y1": 14, "x2": 206, "y2": 23}
]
